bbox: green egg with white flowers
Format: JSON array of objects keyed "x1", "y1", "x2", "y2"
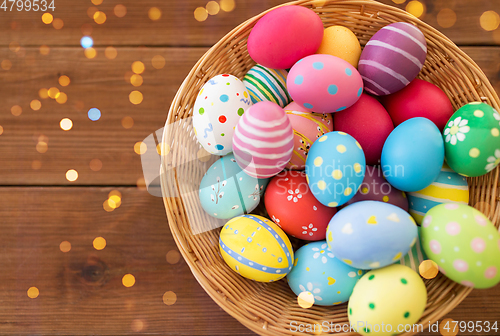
[{"x1": 443, "y1": 102, "x2": 500, "y2": 177}]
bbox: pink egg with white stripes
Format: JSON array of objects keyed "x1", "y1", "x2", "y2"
[
  {"x1": 359, "y1": 22, "x2": 427, "y2": 96},
  {"x1": 233, "y1": 101, "x2": 294, "y2": 179}
]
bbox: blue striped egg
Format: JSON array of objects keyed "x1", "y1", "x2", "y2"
[
  {"x1": 219, "y1": 214, "x2": 294, "y2": 282},
  {"x1": 408, "y1": 163, "x2": 469, "y2": 225},
  {"x1": 243, "y1": 64, "x2": 292, "y2": 107}
]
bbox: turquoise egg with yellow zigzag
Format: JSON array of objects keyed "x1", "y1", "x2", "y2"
[{"x1": 408, "y1": 163, "x2": 469, "y2": 225}]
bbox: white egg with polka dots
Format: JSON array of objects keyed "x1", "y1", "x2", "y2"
[{"x1": 193, "y1": 74, "x2": 253, "y2": 155}]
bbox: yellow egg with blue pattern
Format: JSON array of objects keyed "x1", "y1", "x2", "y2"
[
  {"x1": 219, "y1": 214, "x2": 294, "y2": 282},
  {"x1": 408, "y1": 163, "x2": 469, "y2": 225}
]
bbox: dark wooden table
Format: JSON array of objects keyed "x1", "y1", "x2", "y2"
[{"x1": 0, "y1": 0, "x2": 499, "y2": 335}]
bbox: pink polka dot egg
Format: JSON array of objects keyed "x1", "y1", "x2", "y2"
[
  {"x1": 287, "y1": 54, "x2": 363, "y2": 113},
  {"x1": 421, "y1": 203, "x2": 500, "y2": 289}
]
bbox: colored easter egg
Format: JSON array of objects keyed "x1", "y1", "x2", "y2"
[
  {"x1": 287, "y1": 241, "x2": 364, "y2": 306},
  {"x1": 233, "y1": 101, "x2": 294, "y2": 179},
  {"x1": 394, "y1": 227, "x2": 429, "y2": 274},
  {"x1": 421, "y1": 203, "x2": 500, "y2": 289},
  {"x1": 264, "y1": 171, "x2": 337, "y2": 241},
  {"x1": 381, "y1": 117, "x2": 444, "y2": 192},
  {"x1": 219, "y1": 214, "x2": 294, "y2": 282},
  {"x1": 380, "y1": 78, "x2": 454, "y2": 131},
  {"x1": 334, "y1": 93, "x2": 394, "y2": 165},
  {"x1": 348, "y1": 264, "x2": 427, "y2": 336},
  {"x1": 199, "y1": 154, "x2": 269, "y2": 219},
  {"x1": 444, "y1": 102, "x2": 500, "y2": 177},
  {"x1": 408, "y1": 163, "x2": 469, "y2": 225},
  {"x1": 287, "y1": 54, "x2": 364, "y2": 113},
  {"x1": 247, "y1": 5, "x2": 323, "y2": 69},
  {"x1": 305, "y1": 131, "x2": 366, "y2": 207},
  {"x1": 346, "y1": 165, "x2": 409, "y2": 212},
  {"x1": 243, "y1": 64, "x2": 292, "y2": 107},
  {"x1": 316, "y1": 25, "x2": 362, "y2": 68},
  {"x1": 327, "y1": 201, "x2": 418, "y2": 270},
  {"x1": 285, "y1": 110, "x2": 333, "y2": 169},
  {"x1": 359, "y1": 22, "x2": 427, "y2": 96},
  {"x1": 193, "y1": 74, "x2": 252, "y2": 155},
  {"x1": 284, "y1": 101, "x2": 307, "y2": 112}
]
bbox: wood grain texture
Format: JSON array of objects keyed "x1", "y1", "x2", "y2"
[
  {"x1": 0, "y1": 0, "x2": 499, "y2": 47},
  {"x1": 0, "y1": 187, "x2": 497, "y2": 335}
]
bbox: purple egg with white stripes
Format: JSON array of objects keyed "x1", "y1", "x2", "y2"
[
  {"x1": 359, "y1": 22, "x2": 427, "y2": 96},
  {"x1": 233, "y1": 101, "x2": 294, "y2": 179}
]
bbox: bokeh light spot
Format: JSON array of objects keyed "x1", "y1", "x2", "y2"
[
  {"x1": 93, "y1": 237, "x2": 106, "y2": 250},
  {"x1": 134, "y1": 141, "x2": 147, "y2": 155},
  {"x1": 40, "y1": 45, "x2": 50, "y2": 55},
  {"x1": 103, "y1": 200, "x2": 114, "y2": 212},
  {"x1": 480, "y1": 11, "x2": 500, "y2": 31},
  {"x1": 88, "y1": 108, "x2": 101, "y2": 121},
  {"x1": 60, "y1": 241, "x2": 71, "y2": 253},
  {"x1": 131, "y1": 61, "x2": 145, "y2": 74},
  {"x1": 42, "y1": 13, "x2": 53, "y2": 24},
  {"x1": 9, "y1": 41, "x2": 20, "y2": 53},
  {"x1": 1, "y1": 59, "x2": 12, "y2": 70},
  {"x1": 84, "y1": 47, "x2": 97, "y2": 59},
  {"x1": 109, "y1": 190, "x2": 122, "y2": 198},
  {"x1": 439, "y1": 318, "x2": 459, "y2": 336},
  {"x1": 39, "y1": 88, "x2": 49, "y2": 99},
  {"x1": 114, "y1": 4, "x2": 126, "y2": 17},
  {"x1": 206, "y1": 1, "x2": 220, "y2": 15},
  {"x1": 122, "y1": 274, "x2": 135, "y2": 287},
  {"x1": 36, "y1": 142, "x2": 48, "y2": 153},
  {"x1": 91, "y1": 0, "x2": 103, "y2": 5},
  {"x1": 93, "y1": 11, "x2": 107, "y2": 24},
  {"x1": 162, "y1": 291, "x2": 177, "y2": 305},
  {"x1": 59, "y1": 75, "x2": 70, "y2": 86},
  {"x1": 392, "y1": 0, "x2": 406, "y2": 4},
  {"x1": 32, "y1": 160, "x2": 42, "y2": 170},
  {"x1": 166, "y1": 250, "x2": 181, "y2": 264},
  {"x1": 109, "y1": 195, "x2": 122, "y2": 208},
  {"x1": 129, "y1": 90, "x2": 143, "y2": 104},
  {"x1": 56, "y1": 92, "x2": 68, "y2": 104},
  {"x1": 130, "y1": 74, "x2": 143, "y2": 87},
  {"x1": 151, "y1": 55, "x2": 165, "y2": 69},
  {"x1": 87, "y1": 5, "x2": 98, "y2": 18},
  {"x1": 148, "y1": 7, "x2": 162, "y2": 21},
  {"x1": 0, "y1": 125, "x2": 3, "y2": 135},
  {"x1": 122, "y1": 116, "x2": 134, "y2": 129},
  {"x1": 137, "y1": 177, "x2": 147, "y2": 190},
  {"x1": 105, "y1": 46, "x2": 117, "y2": 59},
  {"x1": 27, "y1": 287, "x2": 39, "y2": 299},
  {"x1": 131, "y1": 319, "x2": 145, "y2": 332},
  {"x1": 437, "y1": 8, "x2": 457, "y2": 28},
  {"x1": 60, "y1": 118, "x2": 73, "y2": 131},
  {"x1": 419, "y1": 259, "x2": 439, "y2": 279},
  {"x1": 53, "y1": 18, "x2": 64, "y2": 29},
  {"x1": 90, "y1": 158, "x2": 103, "y2": 171},
  {"x1": 406, "y1": 1, "x2": 425, "y2": 18},
  {"x1": 48, "y1": 87, "x2": 59, "y2": 99},
  {"x1": 11, "y1": 105, "x2": 22, "y2": 116},
  {"x1": 298, "y1": 291, "x2": 314, "y2": 308},
  {"x1": 220, "y1": 0, "x2": 235, "y2": 12},
  {"x1": 66, "y1": 169, "x2": 78, "y2": 182},
  {"x1": 31, "y1": 100, "x2": 41, "y2": 111},
  {"x1": 194, "y1": 7, "x2": 208, "y2": 22},
  {"x1": 80, "y1": 36, "x2": 94, "y2": 49}
]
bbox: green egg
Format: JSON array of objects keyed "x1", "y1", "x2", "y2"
[{"x1": 443, "y1": 102, "x2": 500, "y2": 177}]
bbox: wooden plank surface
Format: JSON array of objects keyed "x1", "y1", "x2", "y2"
[
  {"x1": 1, "y1": 0, "x2": 499, "y2": 46},
  {"x1": 1, "y1": 187, "x2": 498, "y2": 335}
]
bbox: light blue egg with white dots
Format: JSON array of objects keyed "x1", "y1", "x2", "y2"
[
  {"x1": 287, "y1": 241, "x2": 364, "y2": 306},
  {"x1": 305, "y1": 131, "x2": 366, "y2": 207},
  {"x1": 199, "y1": 153, "x2": 269, "y2": 219}
]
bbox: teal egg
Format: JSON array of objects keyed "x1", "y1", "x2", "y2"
[{"x1": 199, "y1": 153, "x2": 269, "y2": 219}]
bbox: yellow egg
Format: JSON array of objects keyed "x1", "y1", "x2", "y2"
[
  {"x1": 219, "y1": 214, "x2": 294, "y2": 282},
  {"x1": 348, "y1": 264, "x2": 427, "y2": 335},
  {"x1": 316, "y1": 26, "x2": 361, "y2": 68}
]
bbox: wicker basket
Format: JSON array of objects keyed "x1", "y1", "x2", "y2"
[{"x1": 161, "y1": 1, "x2": 500, "y2": 335}]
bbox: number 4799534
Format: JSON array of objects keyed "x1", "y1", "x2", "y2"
[
  {"x1": 1, "y1": 0, "x2": 55, "y2": 11},
  {"x1": 442, "y1": 320, "x2": 498, "y2": 334}
]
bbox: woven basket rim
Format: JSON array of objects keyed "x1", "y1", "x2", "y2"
[{"x1": 161, "y1": 1, "x2": 500, "y2": 335}]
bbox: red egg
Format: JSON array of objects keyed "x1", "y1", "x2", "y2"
[
  {"x1": 380, "y1": 78, "x2": 454, "y2": 131},
  {"x1": 264, "y1": 170, "x2": 337, "y2": 241},
  {"x1": 333, "y1": 93, "x2": 394, "y2": 165},
  {"x1": 345, "y1": 165, "x2": 409, "y2": 211}
]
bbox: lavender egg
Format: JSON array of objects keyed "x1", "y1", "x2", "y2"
[{"x1": 359, "y1": 22, "x2": 427, "y2": 96}]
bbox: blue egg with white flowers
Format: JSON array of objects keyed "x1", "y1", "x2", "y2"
[
  {"x1": 287, "y1": 241, "x2": 364, "y2": 306},
  {"x1": 305, "y1": 131, "x2": 365, "y2": 207},
  {"x1": 381, "y1": 117, "x2": 444, "y2": 192}
]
